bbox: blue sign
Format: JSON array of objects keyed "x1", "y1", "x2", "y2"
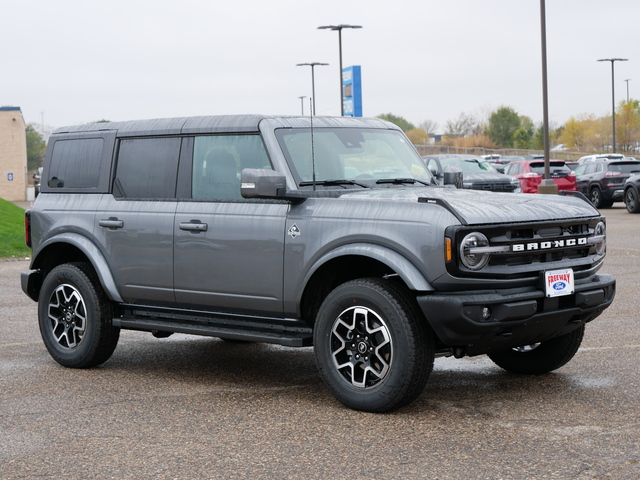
[
  {"x1": 7, "y1": 173, "x2": 13, "y2": 181},
  {"x1": 342, "y1": 66, "x2": 362, "y2": 117}
]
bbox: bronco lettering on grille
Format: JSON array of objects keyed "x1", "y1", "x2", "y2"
[{"x1": 512, "y1": 237, "x2": 588, "y2": 252}]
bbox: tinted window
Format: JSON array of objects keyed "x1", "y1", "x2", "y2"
[
  {"x1": 192, "y1": 134, "x2": 271, "y2": 201},
  {"x1": 608, "y1": 162, "x2": 640, "y2": 173},
  {"x1": 114, "y1": 137, "x2": 181, "y2": 199},
  {"x1": 47, "y1": 138, "x2": 103, "y2": 188},
  {"x1": 529, "y1": 162, "x2": 571, "y2": 175}
]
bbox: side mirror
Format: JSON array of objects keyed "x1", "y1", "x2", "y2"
[
  {"x1": 443, "y1": 166, "x2": 463, "y2": 189},
  {"x1": 241, "y1": 168, "x2": 286, "y2": 199}
]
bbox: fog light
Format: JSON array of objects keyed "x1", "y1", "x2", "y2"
[{"x1": 482, "y1": 307, "x2": 492, "y2": 320}]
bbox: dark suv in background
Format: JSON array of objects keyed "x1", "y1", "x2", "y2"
[
  {"x1": 624, "y1": 172, "x2": 640, "y2": 213},
  {"x1": 574, "y1": 159, "x2": 640, "y2": 208},
  {"x1": 422, "y1": 154, "x2": 521, "y2": 192}
]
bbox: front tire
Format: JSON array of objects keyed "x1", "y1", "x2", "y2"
[
  {"x1": 625, "y1": 187, "x2": 640, "y2": 213},
  {"x1": 314, "y1": 278, "x2": 434, "y2": 412},
  {"x1": 38, "y1": 263, "x2": 120, "y2": 368},
  {"x1": 488, "y1": 325, "x2": 584, "y2": 375}
]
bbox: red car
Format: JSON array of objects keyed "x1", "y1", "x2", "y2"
[{"x1": 504, "y1": 159, "x2": 578, "y2": 193}]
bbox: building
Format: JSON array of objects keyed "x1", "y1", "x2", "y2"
[{"x1": 0, "y1": 106, "x2": 28, "y2": 202}]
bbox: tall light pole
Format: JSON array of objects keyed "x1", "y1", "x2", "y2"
[
  {"x1": 296, "y1": 62, "x2": 328, "y2": 116},
  {"x1": 298, "y1": 96, "x2": 307, "y2": 115},
  {"x1": 317, "y1": 24, "x2": 362, "y2": 116},
  {"x1": 598, "y1": 58, "x2": 628, "y2": 153},
  {"x1": 625, "y1": 79, "x2": 631, "y2": 102}
]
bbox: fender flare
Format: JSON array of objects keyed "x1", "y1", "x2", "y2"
[
  {"x1": 33, "y1": 232, "x2": 124, "y2": 303},
  {"x1": 302, "y1": 243, "x2": 434, "y2": 292}
]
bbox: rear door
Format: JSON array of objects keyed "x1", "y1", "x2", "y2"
[
  {"x1": 94, "y1": 136, "x2": 181, "y2": 306},
  {"x1": 173, "y1": 134, "x2": 288, "y2": 317}
]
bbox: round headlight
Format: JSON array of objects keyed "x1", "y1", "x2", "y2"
[
  {"x1": 460, "y1": 232, "x2": 490, "y2": 270},
  {"x1": 594, "y1": 221, "x2": 606, "y2": 255}
]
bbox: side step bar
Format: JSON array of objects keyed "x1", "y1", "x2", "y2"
[{"x1": 113, "y1": 308, "x2": 313, "y2": 347}]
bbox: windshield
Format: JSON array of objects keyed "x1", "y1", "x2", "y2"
[
  {"x1": 439, "y1": 157, "x2": 496, "y2": 173},
  {"x1": 275, "y1": 128, "x2": 432, "y2": 187}
]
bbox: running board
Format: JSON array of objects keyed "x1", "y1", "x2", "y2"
[{"x1": 113, "y1": 309, "x2": 313, "y2": 347}]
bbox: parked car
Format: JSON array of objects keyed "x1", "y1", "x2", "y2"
[
  {"x1": 574, "y1": 159, "x2": 640, "y2": 208},
  {"x1": 503, "y1": 159, "x2": 578, "y2": 193},
  {"x1": 565, "y1": 161, "x2": 580, "y2": 171},
  {"x1": 33, "y1": 167, "x2": 43, "y2": 197},
  {"x1": 624, "y1": 173, "x2": 640, "y2": 213},
  {"x1": 423, "y1": 154, "x2": 521, "y2": 192},
  {"x1": 577, "y1": 153, "x2": 625, "y2": 165}
]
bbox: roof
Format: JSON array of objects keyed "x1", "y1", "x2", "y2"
[{"x1": 51, "y1": 115, "x2": 397, "y2": 138}]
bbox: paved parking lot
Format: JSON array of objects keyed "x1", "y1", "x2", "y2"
[{"x1": 1, "y1": 205, "x2": 638, "y2": 479}]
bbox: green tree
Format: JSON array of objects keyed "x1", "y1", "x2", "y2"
[
  {"x1": 377, "y1": 113, "x2": 415, "y2": 132},
  {"x1": 513, "y1": 116, "x2": 535, "y2": 149},
  {"x1": 26, "y1": 124, "x2": 46, "y2": 171},
  {"x1": 485, "y1": 106, "x2": 521, "y2": 148}
]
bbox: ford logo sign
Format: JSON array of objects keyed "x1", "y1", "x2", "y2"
[{"x1": 553, "y1": 282, "x2": 566, "y2": 290}]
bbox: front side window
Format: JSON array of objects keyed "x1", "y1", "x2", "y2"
[
  {"x1": 114, "y1": 137, "x2": 181, "y2": 199},
  {"x1": 192, "y1": 134, "x2": 271, "y2": 201},
  {"x1": 275, "y1": 128, "x2": 431, "y2": 187}
]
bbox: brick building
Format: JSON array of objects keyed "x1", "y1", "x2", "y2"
[{"x1": 0, "y1": 106, "x2": 28, "y2": 202}]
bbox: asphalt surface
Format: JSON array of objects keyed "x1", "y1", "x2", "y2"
[{"x1": 1, "y1": 205, "x2": 638, "y2": 479}]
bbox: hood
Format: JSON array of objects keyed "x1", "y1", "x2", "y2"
[
  {"x1": 341, "y1": 187, "x2": 599, "y2": 226},
  {"x1": 462, "y1": 172, "x2": 512, "y2": 183}
]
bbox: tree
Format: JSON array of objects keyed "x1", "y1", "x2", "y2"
[
  {"x1": 405, "y1": 128, "x2": 430, "y2": 145},
  {"x1": 445, "y1": 112, "x2": 478, "y2": 137},
  {"x1": 26, "y1": 124, "x2": 46, "y2": 171},
  {"x1": 513, "y1": 116, "x2": 535, "y2": 149},
  {"x1": 418, "y1": 119, "x2": 439, "y2": 135},
  {"x1": 616, "y1": 100, "x2": 640, "y2": 152},
  {"x1": 377, "y1": 113, "x2": 415, "y2": 132},
  {"x1": 485, "y1": 106, "x2": 521, "y2": 148}
]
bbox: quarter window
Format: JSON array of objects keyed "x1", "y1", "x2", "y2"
[{"x1": 47, "y1": 138, "x2": 103, "y2": 189}]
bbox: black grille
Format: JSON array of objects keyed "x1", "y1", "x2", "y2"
[{"x1": 447, "y1": 218, "x2": 604, "y2": 280}]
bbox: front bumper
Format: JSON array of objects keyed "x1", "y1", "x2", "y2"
[{"x1": 417, "y1": 273, "x2": 615, "y2": 356}]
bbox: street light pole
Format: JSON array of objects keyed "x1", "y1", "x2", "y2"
[
  {"x1": 598, "y1": 58, "x2": 628, "y2": 153},
  {"x1": 296, "y1": 63, "x2": 329, "y2": 116},
  {"x1": 298, "y1": 96, "x2": 307, "y2": 115},
  {"x1": 625, "y1": 79, "x2": 631, "y2": 102},
  {"x1": 318, "y1": 24, "x2": 362, "y2": 116}
]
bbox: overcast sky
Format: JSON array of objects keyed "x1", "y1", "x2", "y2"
[{"x1": 2, "y1": 0, "x2": 638, "y2": 134}]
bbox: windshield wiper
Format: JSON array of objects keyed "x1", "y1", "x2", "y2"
[
  {"x1": 376, "y1": 178, "x2": 431, "y2": 186},
  {"x1": 299, "y1": 179, "x2": 370, "y2": 188}
]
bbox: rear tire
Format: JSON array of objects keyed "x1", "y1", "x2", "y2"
[
  {"x1": 589, "y1": 187, "x2": 603, "y2": 209},
  {"x1": 38, "y1": 263, "x2": 120, "y2": 368},
  {"x1": 488, "y1": 325, "x2": 584, "y2": 375},
  {"x1": 314, "y1": 278, "x2": 434, "y2": 412}
]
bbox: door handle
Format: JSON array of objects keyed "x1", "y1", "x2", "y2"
[
  {"x1": 99, "y1": 218, "x2": 124, "y2": 229},
  {"x1": 179, "y1": 221, "x2": 208, "y2": 232}
]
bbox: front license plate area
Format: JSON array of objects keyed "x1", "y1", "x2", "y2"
[{"x1": 545, "y1": 268, "x2": 574, "y2": 297}]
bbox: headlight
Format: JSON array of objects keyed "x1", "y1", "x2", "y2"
[
  {"x1": 460, "y1": 232, "x2": 490, "y2": 270},
  {"x1": 594, "y1": 221, "x2": 606, "y2": 255}
]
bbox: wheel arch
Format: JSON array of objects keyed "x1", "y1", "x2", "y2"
[
  {"x1": 30, "y1": 233, "x2": 123, "y2": 303},
  {"x1": 299, "y1": 243, "x2": 433, "y2": 325}
]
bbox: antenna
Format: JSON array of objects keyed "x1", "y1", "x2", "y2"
[{"x1": 310, "y1": 98, "x2": 316, "y2": 191}]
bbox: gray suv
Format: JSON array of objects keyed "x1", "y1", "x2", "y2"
[{"x1": 22, "y1": 115, "x2": 616, "y2": 412}]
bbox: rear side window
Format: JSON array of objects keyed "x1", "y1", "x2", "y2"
[
  {"x1": 47, "y1": 138, "x2": 103, "y2": 188},
  {"x1": 114, "y1": 137, "x2": 181, "y2": 199}
]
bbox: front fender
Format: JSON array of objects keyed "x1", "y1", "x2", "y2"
[
  {"x1": 32, "y1": 232, "x2": 124, "y2": 303},
  {"x1": 303, "y1": 243, "x2": 434, "y2": 292}
]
